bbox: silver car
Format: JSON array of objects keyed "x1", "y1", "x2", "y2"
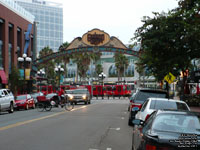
[
  {"x1": 135, "y1": 98, "x2": 190, "y2": 121},
  {"x1": 65, "y1": 89, "x2": 91, "y2": 105}
]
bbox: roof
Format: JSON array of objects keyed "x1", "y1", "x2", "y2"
[
  {"x1": 148, "y1": 98, "x2": 186, "y2": 103},
  {"x1": 157, "y1": 110, "x2": 200, "y2": 116}
]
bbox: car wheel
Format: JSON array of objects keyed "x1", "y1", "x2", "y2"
[
  {"x1": 128, "y1": 118, "x2": 133, "y2": 126},
  {"x1": 32, "y1": 103, "x2": 36, "y2": 109},
  {"x1": 8, "y1": 103, "x2": 14, "y2": 113},
  {"x1": 85, "y1": 101, "x2": 88, "y2": 105},
  {"x1": 25, "y1": 104, "x2": 29, "y2": 110},
  {"x1": 88, "y1": 101, "x2": 91, "y2": 104}
]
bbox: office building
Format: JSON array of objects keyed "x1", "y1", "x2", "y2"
[{"x1": 15, "y1": 0, "x2": 63, "y2": 53}]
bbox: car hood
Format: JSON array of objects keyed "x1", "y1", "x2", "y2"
[{"x1": 15, "y1": 100, "x2": 26, "y2": 103}]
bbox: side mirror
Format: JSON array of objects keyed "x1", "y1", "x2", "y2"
[
  {"x1": 132, "y1": 107, "x2": 139, "y2": 112},
  {"x1": 132, "y1": 119, "x2": 144, "y2": 125}
]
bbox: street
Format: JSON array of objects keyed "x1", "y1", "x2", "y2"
[{"x1": 0, "y1": 98, "x2": 132, "y2": 150}]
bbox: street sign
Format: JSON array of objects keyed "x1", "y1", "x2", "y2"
[{"x1": 164, "y1": 72, "x2": 176, "y2": 84}]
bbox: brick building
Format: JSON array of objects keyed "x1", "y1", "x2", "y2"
[{"x1": 0, "y1": 0, "x2": 35, "y2": 88}]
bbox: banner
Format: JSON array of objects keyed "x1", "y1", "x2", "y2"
[
  {"x1": 19, "y1": 69, "x2": 24, "y2": 79},
  {"x1": 25, "y1": 69, "x2": 31, "y2": 80}
]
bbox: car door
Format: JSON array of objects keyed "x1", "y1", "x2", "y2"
[
  {"x1": 0, "y1": 90, "x2": 6, "y2": 109},
  {"x1": 136, "y1": 99, "x2": 149, "y2": 121}
]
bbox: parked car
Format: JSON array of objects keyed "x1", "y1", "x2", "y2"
[
  {"x1": 132, "y1": 110, "x2": 200, "y2": 150},
  {"x1": 0, "y1": 89, "x2": 15, "y2": 113},
  {"x1": 30, "y1": 92, "x2": 44, "y2": 104},
  {"x1": 15, "y1": 94, "x2": 35, "y2": 110},
  {"x1": 128, "y1": 88, "x2": 168, "y2": 125},
  {"x1": 65, "y1": 88, "x2": 91, "y2": 105},
  {"x1": 135, "y1": 98, "x2": 190, "y2": 121}
]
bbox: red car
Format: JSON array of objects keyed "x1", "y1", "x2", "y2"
[{"x1": 15, "y1": 94, "x2": 35, "y2": 110}]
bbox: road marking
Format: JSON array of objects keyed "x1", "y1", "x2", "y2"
[
  {"x1": 107, "y1": 148, "x2": 112, "y2": 150},
  {"x1": 121, "y1": 117, "x2": 125, "y2": 119},
  {"x1": 89, "y1": 149, "x2": 98, "y2": 150},
  {"x1": 109, "y1": 127, "x2": 120, "y2": 131},
  {"x1": 0, "y1": 105, "x2": 88, "y2": 131},
  {"x1": 124, "y1": 112, "x2": 127, "y2": 114}
]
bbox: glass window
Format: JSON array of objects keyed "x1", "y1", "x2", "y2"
[
  {"x1": 140, "y1": 100, "x2": 149, "y2": 112},
  {"x1": 45, "y1": 31, "x2": 49, "y2": 37},
  {"x1": 150, "y1": 100, "x2": 189, "y2": 111},
  {"x1": 152, "y1": 114, "x2": 200, "y2": 133},
  {"x1": 0, "y1": 40, "x2": 3, "y2": 68},
  {"x1": 40, "y1": 30, "x2": 44, "y2": 36},
  {"x1": 45, "y1": 16, "x2": 49, "y2": 22},
  {"x1": 8, "y1": 44, "x2": 12, "y2": 74}
]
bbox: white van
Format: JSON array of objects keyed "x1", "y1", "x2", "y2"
[{"x1": 0, "y1": 89, "x2": 15, "y2": 113}]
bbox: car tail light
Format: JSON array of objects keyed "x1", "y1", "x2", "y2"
[
  {"x1": 146, "y1": 144, "x2": 156, "y2": 150},
  {"x1": 131, "y1": 103, "x2": 142, "y2": 110},
  {"x1": 145, "y1": 114, "x2": 150, "y2": 121}
]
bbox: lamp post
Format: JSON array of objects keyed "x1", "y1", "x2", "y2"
[
  {"x1": 37, "y1": 69, "x2": 45, "y2": 92},
  {"x1": 54, "y1": 65, "x2": 64, "y2": 88},
  {"x1": 99, "y1": 72, "x2": 106, "y2": 99},
  {"x1": 18, "y1": 53, "x2": 32, "y2": 93}
]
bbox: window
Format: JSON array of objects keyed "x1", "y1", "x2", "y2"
[
  {"x1": 0, "y1": 40, "x2": 3, "y2": 68},
  {"x1": 140, "y1": 100, "x2": 149, "y2": 112}
]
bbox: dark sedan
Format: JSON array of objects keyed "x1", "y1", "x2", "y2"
[{"x1": 132, "y1": 110, "x2": 200, "y2": 150}]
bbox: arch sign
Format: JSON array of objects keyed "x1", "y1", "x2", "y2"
[{"x1": 34, "y1": 28, "x2": 140, "y2": 66}]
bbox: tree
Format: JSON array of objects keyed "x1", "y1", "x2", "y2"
[
  {"x1": 95, "y1": 64, "x2": 103, "y2": 77},
  {"x1": 9, "y1": 66, "x2": 23, "y2": 96},
  {"x1": 132, "y1": 0, "x2": 200, "y2": 99},
  {"x1": 58, "y1": 41, "x2": 70, "y2": 77},
  {"x1": 114, "y1": 53, "x2": 129, "y2": 82},
  {"x1": 38, "y1": 46, "x2": 56, "y2": 82},
  {"x1": 72, "y1": 52, "x2": 91, "y2": 82}
]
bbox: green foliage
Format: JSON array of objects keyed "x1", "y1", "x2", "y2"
[
  {"x1": 114, "y1": 53, "x2": 129, "y2": 81},
  {"x1": 133, "y1": 0, "x2": 200, "y2": 81},
  {"x1": 9, "y1": 66, "x2": 23, "y2": 95},
  {"x1": 95, "y1": 64, "x2": 103, "y2": 76},
  {"x1": 38, "y1": 46, "x2": 56, "y2": 80}
]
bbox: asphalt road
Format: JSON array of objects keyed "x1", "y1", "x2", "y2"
[{"x1": 0, "y1": 98, "x2": 132, "y2": 150}]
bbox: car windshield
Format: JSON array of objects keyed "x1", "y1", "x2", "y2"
[
  {"x1": 150, "y1": 100, "x2": 189, "y2": 110},
  {"x1": 31, "y1": 93, "x2": 41, "y2": 97},
  {"x1": 152, "y1": 113, "x2": 200, "y2": 134},
  {"x1": 135, "y1": 91, "x2": 167, "y2": 103},
  {"x1": 16, "y1": 95, "x2": 26, "y2": 100},
  {"x1": 46, "y1": 94, "x2": 56, "y2": 98},
  {"x1": 67, "y1": 90, "x2": 87, "y2": 94}
]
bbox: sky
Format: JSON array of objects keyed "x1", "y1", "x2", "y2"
[{"x1": 48, "y1": 0, "x2": 178, "y2": 44}]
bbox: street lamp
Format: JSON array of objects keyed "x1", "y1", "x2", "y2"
[
  {"x1": 37, "y1": 69, "x2": 45, "y2": 92},
  {"x1": 54, "y1": 65, "x2": 64, "y2": 88},
  {"x1": 99, "y1": 72, "x2": 106, "y2": 99},
  {"x1": 18, "y1": 53, "x2": 32, "y2": 93}
]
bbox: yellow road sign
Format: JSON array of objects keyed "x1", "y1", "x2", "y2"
[{"x1": 164, "y1": 72, "x2": 176, "y2": 84}]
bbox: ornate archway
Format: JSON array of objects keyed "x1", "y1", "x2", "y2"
[{"x1": 33, "y1": 29, "x2": 140, "y2": 66}]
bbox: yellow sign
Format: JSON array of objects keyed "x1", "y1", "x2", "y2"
[
  {"x1": 82, "y1": 29, "x2": 110, "y2": 46},
  {"x1": 25, "y1": 69, "x2": 31, "y2": 80},
  {"x1": 164, "y1": 72, "x2": 176, "y2": 84}
]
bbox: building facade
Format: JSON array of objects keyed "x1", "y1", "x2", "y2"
[
  {"x1": 0, "y1": 0, "x2": 34, "y2": 88},
  {"x1": 15, "y1": 0, "x2": 63, "y2": 53}
]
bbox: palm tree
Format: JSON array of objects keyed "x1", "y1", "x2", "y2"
[
  {"x1": 38, "y1": 46, "x2": 55, "y2": 81},
  {"x1": 72, "y1": 52, "x2": 91, "y2": 82},
  {"x1": 114, "y1": 53, "x2": 129, "y2": 83},
  {"x1": 58, "y1": 41, "x2": 70, "y2": 77}
]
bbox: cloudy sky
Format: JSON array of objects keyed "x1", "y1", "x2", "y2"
[{"x1": 49, "y1": 0, "x2": 178, "y2": 44}]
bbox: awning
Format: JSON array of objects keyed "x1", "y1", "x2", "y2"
[{"x1": 0, "y1": 70, "x2": 8, "y2": 84}]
